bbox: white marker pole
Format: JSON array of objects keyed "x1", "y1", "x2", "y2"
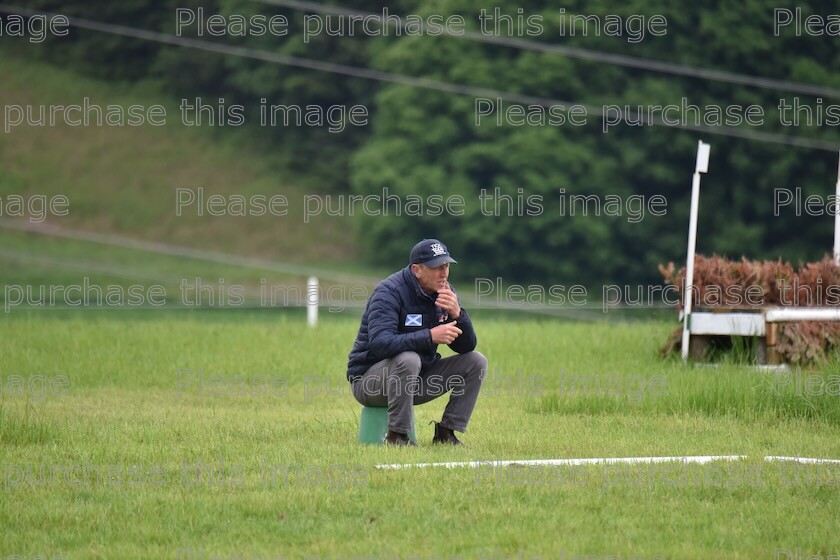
[
  {"x1": 681, "y1": 141, "x2": 711, "y2": 362},
  {"x1": 834, "y1": 151, "x2": 840, "y2": 265},
  {"x1": 307, "y1": 276, "x2": 319, "y2": 327}
]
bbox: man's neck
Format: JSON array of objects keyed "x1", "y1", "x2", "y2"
[{"x1": 404, "y1": 266, "x2": 435, "y2": 298}]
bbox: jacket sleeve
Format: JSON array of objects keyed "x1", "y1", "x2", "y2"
[
  {"x1": 449, "y1": 307, "x2": 477, "y2": 354},
  {"x1": 367, "y1": 286, "x2": 435, "y2": 359}
]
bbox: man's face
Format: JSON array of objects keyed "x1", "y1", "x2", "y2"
[{"x1": 411, "y1": 263, "x2": 450, "y2": 295}]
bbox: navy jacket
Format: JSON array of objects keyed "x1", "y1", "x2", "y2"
[{"x1": 346, "y1": 266, "x2": 477, "y2": 380}]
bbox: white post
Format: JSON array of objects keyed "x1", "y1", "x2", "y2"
[
  {"x1": 307, "y1": 276, "x2": 319, "y2": 327},
  {"x1": 834, "y1": 151, "x2": 840, "y2": 265},
  {"x1": 681, "y1": 141, "x2": 711, "y2": 361}
]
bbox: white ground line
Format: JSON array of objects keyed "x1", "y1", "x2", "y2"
[
  {"x1": 764, "y1": 456, "x2": 840, "y2": 465},
  {"x1": 374, "y1": 455, "x2": 747, "y2": 470}
]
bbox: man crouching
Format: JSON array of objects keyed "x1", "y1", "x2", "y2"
[{"x1": 346, "y1": 239, "x2": 486, "y2": 446}]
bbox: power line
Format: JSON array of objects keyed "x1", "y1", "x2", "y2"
[
  {"x1": 0, "y1": 4, "x2": 837, "y2": 151},
  {"x1": 252, "y1": 0, "x2": 840, "y2": 99},
  {"x1": 0, "y1": 218, "x2": 380, "y2": 286}
]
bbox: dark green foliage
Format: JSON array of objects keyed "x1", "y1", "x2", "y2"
[{"x1": 351, "y1": 0, "x2": 840, "y2": 284}]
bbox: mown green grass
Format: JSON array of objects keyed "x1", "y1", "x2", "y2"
[{"x1": 2, "y1": 312, "x2": 839, "y2": 559}]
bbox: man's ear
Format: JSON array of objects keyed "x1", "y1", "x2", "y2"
[{"x1": 410, "y1": 264, "x2": 421, "y2": 278}]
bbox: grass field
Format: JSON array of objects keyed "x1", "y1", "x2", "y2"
[
  {"x1": 2, "y1": 310, "x2": 840, "y2": 559},
  {"x1": 2, "y1": 40, "x2": 839, "y2": 560}
]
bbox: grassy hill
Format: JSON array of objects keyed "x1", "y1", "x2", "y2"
[
  {"x1": 0, "y1": 51, "x2": 391, "y2": 309},
  {"x1": 0, "y1": 51, "x2": 358, "y2": 267}
]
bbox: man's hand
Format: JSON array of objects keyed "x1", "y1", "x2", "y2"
[
  {"x1": 430, "y1": 321, "x2": 462, "y2": 345},
  {"x1": 435, "y1": 284, "x2": 461, "y2": 319}
]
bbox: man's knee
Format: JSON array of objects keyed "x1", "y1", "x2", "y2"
[
  {"x1": 447, "y1": 352, "x2": 486, "y2": 397},
  {"x1": 392, "y1": 351, "x2": 422, "y2": 374},
  {"x1": 465, "y1": 351, "x2": 488, "y2": 377}
]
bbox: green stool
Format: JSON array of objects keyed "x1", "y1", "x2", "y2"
[{"x1": 358, "y1": 406, "x2": 416, "y2": 445}]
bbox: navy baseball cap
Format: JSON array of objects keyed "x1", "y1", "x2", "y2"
[{"x1": 409, "y1": 239, "x2": 457, "y2": 268}]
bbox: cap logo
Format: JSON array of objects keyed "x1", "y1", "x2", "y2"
[{"x1": 430, "y1": 243, "x2": 446, "y2": 256}]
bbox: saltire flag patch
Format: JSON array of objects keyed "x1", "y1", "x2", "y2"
[{"x1": 405, "y1": 314, "x2": 422, "y2": 326}]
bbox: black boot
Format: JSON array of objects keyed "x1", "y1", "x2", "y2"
[
  {"x1": 385, "y1": 430, "x2": 417, "y2": 446},
  {"x1": 431, "y1": 421, "x2": 463, "y2": 445}
]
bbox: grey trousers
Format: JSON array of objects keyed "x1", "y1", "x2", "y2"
[{"x1": 351, "y1": 351, "x2": 487, "y2": 434}]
